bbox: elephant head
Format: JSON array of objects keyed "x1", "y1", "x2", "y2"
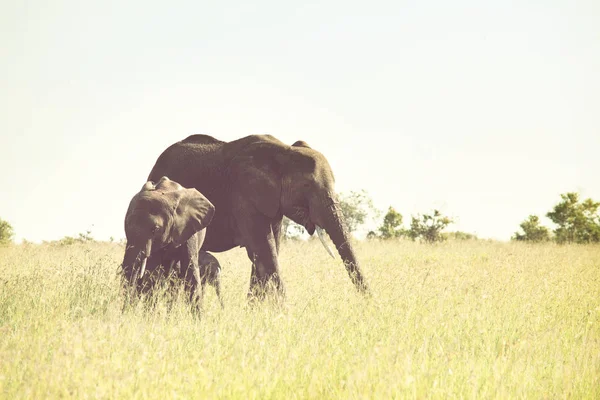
[
  {"x1": 122, "y1": 176, "x2": 215, "y2": 283},
  {"x1": 231, "y1": 138, "x2": 369, "y2": 293}
]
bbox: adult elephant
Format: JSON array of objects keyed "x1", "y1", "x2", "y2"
[{"x1": 147, "y1": 134, "x2": 369, "y2": 299}]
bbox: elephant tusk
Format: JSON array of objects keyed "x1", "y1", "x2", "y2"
[
  {"x1": 168, "y1": 259, "x2": 176, "y2": 271},
  {"x1": 316, "y1": 226, "x2": 335, "y2": 259},
  {"x1": 139, "y1": 257, "x2": 148, "y2": 279}
]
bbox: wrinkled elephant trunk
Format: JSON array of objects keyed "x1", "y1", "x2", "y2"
[
  {"x1": 319, "y1": 198, "x2": 369, "y2": 294},
  {"x1": 121, "y1": 246, "x2": 138, "y2": 283},
  {"x1": 121, "y1": 240, "x2": 152, "y2": 284}
]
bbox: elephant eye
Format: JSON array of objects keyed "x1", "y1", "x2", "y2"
[{"x1": 152, "y1": 225, "x2": 159, "y2": 234}]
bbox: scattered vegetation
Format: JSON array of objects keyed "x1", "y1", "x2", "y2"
[
  {"x1": 513, "y1": 192, "x2": 600, "y2": 244},
  {"x1": 443, "y1": 231, "x2": 479, "y2": 241},
  {"x1": 369, "y1": 207, "x2": 455, "y2": 243},
  {"x1": 51, "y1": 230, "x2": 96, "y2": 246},
  {"x1": 325, "y1": 189, "x2": 600, "y2": 245}
]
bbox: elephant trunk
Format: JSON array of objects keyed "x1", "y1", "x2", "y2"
[
  {"x1": 318, "y1": 197, "x2": 369, "y2": 294},
  {"x1": 121, "y1": 240, "x2": 152, "y2": 282},
  {"x1": 122, "y1": 245, "x2": 137, "y2": 282}
]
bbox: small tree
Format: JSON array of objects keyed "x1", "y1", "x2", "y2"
[
  {"x1": 0, "y1": 218, "x2": 15, "y2": 245},
  {"x1": 377, "y1": 207, "x2": 404, "y2": 239},
  {"x1": 512, "y1": 215, "x2": 550, "y2": 242},
  {"x1": 78, "y1": 230, "x2": 94, "y2": 242},
  {"x1": 281, "y1": 216, "x2": 305, "y2": 241},
  {"x1": 407, "y1": 210, "x2": 453, "y2": 243},
  {"x1": 546, "y1": 192, "x2": 600, "y2": 244},
  {"x1": 338, "y1": 190, "x2": 380, "y2": 233}
]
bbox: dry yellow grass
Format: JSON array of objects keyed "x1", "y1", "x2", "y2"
[{"x1": 0, "y1": 239, "x2": 599, "y2": 398}]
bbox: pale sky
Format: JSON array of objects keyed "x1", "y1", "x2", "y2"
[{"x1": 1, "y1": 0, "x2": 599, "y2": 243}]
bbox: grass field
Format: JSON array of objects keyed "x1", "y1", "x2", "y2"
[{"x1": 0, "y1": 239, "x2": 598, "y2": 399}]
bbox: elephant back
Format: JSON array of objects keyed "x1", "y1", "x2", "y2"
[
  {"x1": 181, "y1": 134, "x2": 223, "y2": 145},
  {"x1": 147, "y1": 136, "x2": 227, "y2": 193}
]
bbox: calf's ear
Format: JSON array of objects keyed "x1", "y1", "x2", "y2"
[{"x1": 168, "y1": 188, "x2": 215, "y2": 247}]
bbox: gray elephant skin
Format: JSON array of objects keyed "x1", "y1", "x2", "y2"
[
  {"x1": 147, "y1": 134, "x2": 369, "y2": 299},
  {"x1": 121, "y1": 176, "x2": 215, "y2": 308},
  {"x1": 167, "y1": 251, "x2": 224, "y2": 308},
  {"x1": 199, "y1": 251, "x2": 223, "y2": 308}
]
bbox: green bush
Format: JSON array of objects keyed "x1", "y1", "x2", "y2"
[{"x1": 0, "y1": 218, "x2": 14, "y2": 245}]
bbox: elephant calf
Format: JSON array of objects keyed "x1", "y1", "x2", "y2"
[
  {"x1": 121, "y1": 176, "x2": 216, "y2": 310},
  {"x1": 172, "y1": 251, "x2": 224, "y2": 308}
]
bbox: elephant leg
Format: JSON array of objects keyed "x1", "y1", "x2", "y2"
[
  {"x1": 198, "y1": 259, "x2": 210, "y2": 306},
  {"x1": 159, "y1": 259, "x2": 178, "y2": 312},
  {"x1": 179, "y1": 238, "x2": 203, "y2": 313},
  {"x1": 181, "y1": 259, "x2": 203, "y2": 312},
  {"x1": 246, "y1": 253, "x2": 273, "y2": 301},
  {"x1": 199, "y1": 258, "x2": 209, "y2": 287},
  {"x1": 246, "y1": 248, "x2": 259, "y2": 296},
  {"x1": 242, "y1": 218, "x2": 284, "y2": 301},
  {"x1": 164, "y1": 259, "x2": 177, "y2": 279},
  {"x1": 215, "y1": 277, "x2": 224, "y2": 309},
  {"x1": 271, "y1": 219, "x2": 283, "y2": 255}
]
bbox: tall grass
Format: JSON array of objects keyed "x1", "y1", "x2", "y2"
[{"x1": 0, "y1": 240, "x2": 598, "y2": 398}]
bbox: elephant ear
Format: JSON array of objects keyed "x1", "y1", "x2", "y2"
[
  {"x1": 230, "y1": 144, "x2": 284, "y2": 219},
  {"x1": 230, "y1": 141, "x2": 316, "y2": 219},
  {"x1": 168, "y1": 188, "x2": 215, "y2": 247},
  {"x1": 275, "y1": 147, "x2": 317, "y2": 175}
]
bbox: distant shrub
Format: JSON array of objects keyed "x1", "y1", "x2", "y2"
[
  {"x1": 0, "y1": 218, "x2": 15, "y2": 245},
  {"x1": 512, "y1": 215, "x2": 551, "y2": 242},
  {"x1": 407, "y1": 210, "x2": 453, "y2": 243},
  {"x1": 52, "y1": 230, "x2": 96, "y2": 246},
  {"x1": 445, "y1": 231, "x2": 478, "y2": 241},
  {"x1": 377, "y1": 207, "x2": 405, "y2": 239}
]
